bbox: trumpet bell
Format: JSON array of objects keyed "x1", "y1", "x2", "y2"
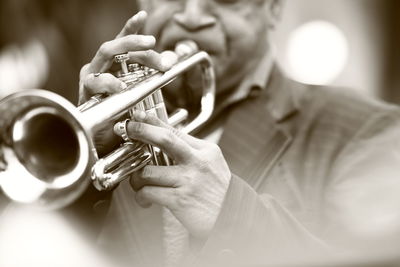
[{"x1": 0, "y1": 90, "x2": 95, "y2": 208}]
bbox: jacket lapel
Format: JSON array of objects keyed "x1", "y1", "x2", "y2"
[{"x1": 218, "y1": 66, "x2": 297, "y2": 190}]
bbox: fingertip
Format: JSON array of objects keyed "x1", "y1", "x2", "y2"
[
  {"x1": 144, "y1": 35, "x2": 156, "y2": 46},
  {"x1": 98, "y1": 73, "x2": 126, "y2": 94},
  {"x1": 137, "y1": 10, "x2": 147, "y2": 20},
  {"x1": 160, "y1": 61, "x2": 173, "y2": 72},
  {"x1": 130, "y1": 11, "x2": 147, "y2": 25},
  {"x1": 160, "y1": 50, "x2": 179, "y2": 71},
  {"x1": 118, "y1": 11, "x2": 148, "y2": 38},
  {"x1": 135, "y1": 190, "x2": 152, "y2": 208},
  {"x1": 133, "y1": 110, "x2": 147, "y2": 122}
]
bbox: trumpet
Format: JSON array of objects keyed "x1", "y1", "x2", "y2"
[{"x1": 0, "y1": 41, "x2": 215, "y2": 209}]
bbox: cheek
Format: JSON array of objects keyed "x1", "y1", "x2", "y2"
[{"x1": 216, "y1": 8, "x2": 265, "y2": 65}]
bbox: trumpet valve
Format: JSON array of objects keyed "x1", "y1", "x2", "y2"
[{"x1": 114, "y1": 53, "x2": 130, "y2": 76}]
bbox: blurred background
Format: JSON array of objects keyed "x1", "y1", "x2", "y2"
[
  {"x1": 1, "y1": 1, "x2": 400, "y2": 266},
  {"x1": 0, "y1": 0, "x2": 399, "y2": 103}
]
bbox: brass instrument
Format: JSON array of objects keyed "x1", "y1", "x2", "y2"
[{"x1": 0, "y1": 41, "x2": 215, "y2": 209}]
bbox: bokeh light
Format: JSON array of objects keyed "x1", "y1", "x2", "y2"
[{"x1": 286, "y1": 20, "x2": 349, "y2": 85}]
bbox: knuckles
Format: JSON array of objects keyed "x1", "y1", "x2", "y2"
[
  {"x1": 135, "y1": 189, "x2": 152, "y2": 208},
  {"x1": 144, "y1": 113, "x2": 163, "y2": 126},
  {"x1": 98, "y1": 41, "x2": 113, "y2": 59},
  {"x1": 163, "y1": 129, "x2": 178, "y2": 148},
  {"x1": 139, "y1": 186, "x2": 151, "y2": 197},
  {"x1": 142, "y1": 49, "x2": 154, "y2": 59},
  {"x1": 171, "y1": 187, "x2": 189, "y2": 211},
  {"x1": 194, "y1": 142, "x2": 224, "y2": 170},
  {"x1": 171, "y1": 127, "x2": 184, "y2": 139},
  {"x1": 207, "y1": 142, "x2": 223, "y2": 156}
]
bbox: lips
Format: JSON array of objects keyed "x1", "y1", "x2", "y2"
[
  {"x1": 157, "y1": 23, "x2": 226, "y2": 57},
  {"x1": 162, "y1": 37, "x2": 221, "y2": 57}
]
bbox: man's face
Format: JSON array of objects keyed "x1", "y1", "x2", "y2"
[{"x1": 140, "y1": 0, "x2": 274, "y2": 99}]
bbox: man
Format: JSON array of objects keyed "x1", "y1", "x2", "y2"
[{"x1": 80, "y1": 0, "x2": 400, "y2": 266}]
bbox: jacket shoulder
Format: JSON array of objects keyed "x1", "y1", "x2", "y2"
[
  {"x1": 288, "y1": 83, "x2": 400, "y2": 168},
  {"x1": 298, "y1": 84, "x2": 400, "y2": 136}
]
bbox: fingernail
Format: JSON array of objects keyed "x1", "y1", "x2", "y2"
[
  {"x1": 137, "y1": 10, "x2": 147, "y2": 20},
  {"x1": 134, "y1": 110, "x2": 146, "y2": 121},
  {"x1": 143, "y1": 36, "x2": 156, "y2": 45},
  {"x1": 161, "y1": 51, "x2": 178, "y2": 70}
]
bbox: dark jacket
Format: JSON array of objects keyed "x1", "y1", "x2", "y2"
[{"x1": 196, "y1": 66, "x2": 400, "y2": 266}]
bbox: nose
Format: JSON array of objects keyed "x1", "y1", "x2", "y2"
[{"x1": 173, "y1": 0, "x2": 216, "y2": 31}]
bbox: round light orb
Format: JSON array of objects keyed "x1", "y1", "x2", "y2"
[{"x1": 286, "y1": 20, "x2": 349, "y2": 85}]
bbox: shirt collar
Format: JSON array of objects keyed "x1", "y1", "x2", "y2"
[
  {"x1": 213, "y1": 45, "x2": 275, "y2": 115},
  {"x1": 265, "y1": 65, "x2": 301, "y2": 123},
  {"x1": 234, "y1": 44, "x2": 275, "y2": 99},
  {"x1": 198, "y1": 43, "x2": 302, "y2": 129},
  {"x1": 214, "y1": 46, "x2": 301, "y2": 123}
]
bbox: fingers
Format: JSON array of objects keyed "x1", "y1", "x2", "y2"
[
  {"x1": 89, "y1": 10, "x2": 174, "y2": 73},
  {"x1": 135, "y1": 186, "x2": 178, "y2": 209},
  {"x1": 116, "y1": 11, "x2": 147, "y2": 38},
  {"x1": 89, "y1": 35, "x2": 156, "y2": 73},
  {"x1": 127, "y1": 120, "x2": 193, "y2": 162},
  {"x1": 129, "y1": 165, "x2": 182, "y2": 191},
  {"x1": 80, "y1": 50, "x2": 175, "y2": 102},
  {"x1": 79, "y1": 11, "x2": 180, "y2": 102},
  {"x1": 88, "y1": 39, "x2": 177, "y2": 76},
  {"x1": 81, "y1": 72, "x2": 127, "y2": 101},
  {"x1": 161, "y1": 50, "x2": 179, "y2": 67},
  {"x1": 114, "y1": 112, "x2": 204, "y2": 160},
  {"x1": 127, "y1": 50, "x2": 177, "y2": 72},
  {"x1": 113, "y1": 111, "x2": 193, "y2": 161},
  {"x1": 92, "y1": 120, "x2": 123, "y2": 157},
  {"x1": 132, "y1": 111, "x2": 206, "y2": 150}
]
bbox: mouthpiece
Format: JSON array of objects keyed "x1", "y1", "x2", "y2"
[{"x1": 175, "y1": 40, "x2": 199, "y2": 58}]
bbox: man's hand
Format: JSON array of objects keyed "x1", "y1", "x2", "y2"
[
  {"x1": 115, "y1": 111, "x2": 232, "y2": 239},
  {"x1": 77, "y1": 11, "x2": 177, "y2": 154}
]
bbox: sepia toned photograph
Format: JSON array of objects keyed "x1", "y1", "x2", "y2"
[{"x1": 1, "y1": 0, "x2": 400, "y2": 266}]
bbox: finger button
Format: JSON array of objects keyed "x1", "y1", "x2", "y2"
[
  {"x1": 114, "y1": 53, "x2": 129, "y2": 63},
  {"x1": 114, "y1": 53, "x2": 130, "y2": 75},
  {"x1": 128, "y1": 63, "x2": 142, "y2": 72},
  {"x1": 114, "y1": 119, "x2": 132, "y2": 142}
]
